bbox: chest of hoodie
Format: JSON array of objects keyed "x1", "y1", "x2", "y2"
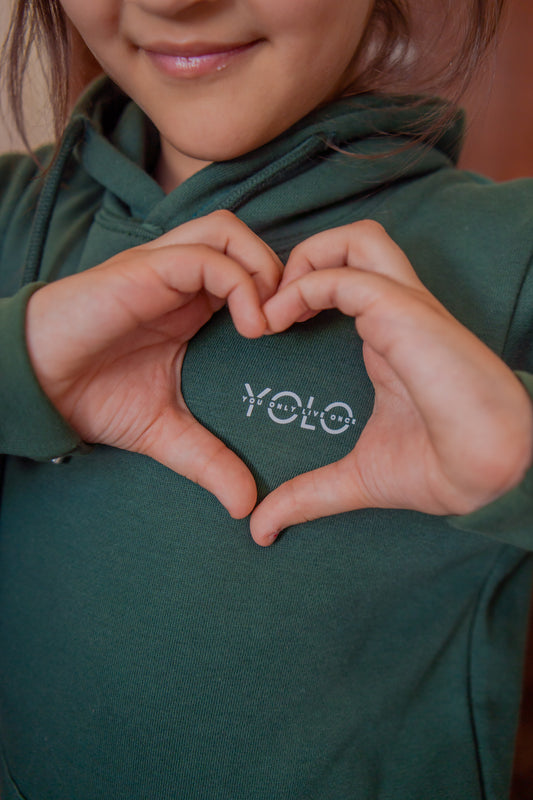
[
  {"x1": 2, "y1": 146, "x2": 526, "y2": 797},
  {"x1": 6, "y1": 161, "x2": 511, "y2": 649},
  {"x1": 14, "y1": 98, "x2": 527, "y2": 633}
]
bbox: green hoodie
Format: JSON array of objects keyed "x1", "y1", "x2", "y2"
[{"x1": 0, "y1": 78, "x2": 532, "y2": 800}]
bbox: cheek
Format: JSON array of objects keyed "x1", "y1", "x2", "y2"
[
  {"x1": 267, "y1": 0, "x2": 373, "y2": 67},
  {"x1": 265, "y1": 0, "x2": 372, "y2": 33},
  {"x1": 59, "y1": 1, "x2": 119, "y2": 48}
]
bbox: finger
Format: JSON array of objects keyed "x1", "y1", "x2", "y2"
[
  {"x1": 144, "y1": 210, "x2": 284, "y2": 303},
  {"x1": 249, "y1": 457, "x2": 369, "y2": 546},
  {"x1": 150, "y1": 244, "x2": 268, "y2": 338},
  {"x1": 89, "y1": 243, "x2": 269, "y2": 339},
  {"x1": 137, "y1": 407, "x2": 258, "y2": 519},
  {"x1": 266, "y1": 266, "x2": 531, "y2": 507},
  {"x1": 264, "y1": 267, "x2": 393, "y2": 334},
  {"x1": 27, "y1": 244, "x2": 268, "y2": 393},
  {"x1": 263, "y1": 267, "x2": 446, "y2": 352},
  {"x1": 281, "y1": 220, "x2": 421, "y2": 289},
  {"x1": 263, "y1": 265, "x2": 482, "y2": 432}
]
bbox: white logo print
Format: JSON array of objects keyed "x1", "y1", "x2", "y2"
[{"x1": 243, "y1": 384, "x2": 356, "y2": 435}]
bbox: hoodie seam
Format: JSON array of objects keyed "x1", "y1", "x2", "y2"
[
  {"x1": 197, "y1": 136, "x2": 328, "y2": 217},
  {"x1": 92, "y1": 211, "x2": 163, "y2": 241},
  {"x1": 0, "y1": 744, "x2": 30, "y2": 800},
  {"x1": 22, "y1": 117, "x2": 87, "y2": 287}
]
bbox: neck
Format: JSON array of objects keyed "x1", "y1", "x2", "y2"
[{"x1": 155, "y1": 138, "x2": 212, "y2": 193}]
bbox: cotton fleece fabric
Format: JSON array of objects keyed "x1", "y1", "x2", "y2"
[{"x1": 0, "y1": 77, "x2": 532, "y2": 800}]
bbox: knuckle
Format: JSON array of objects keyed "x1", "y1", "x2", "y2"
[
  {"x1": 264, "y1": 260, "x2": 283, "y2": 280},
  {"x1": 184, "y1": 243, "x2": 211, "y2": 262},
  {"x1": 351, "y1": 219, "x2": 387, "y2": 239},
  {"x1": 207, "y1": 208, "x2": 239, "y2": 225},
  {"x1": 289, "y1": 237, "x2": 308, "y2": 258}
]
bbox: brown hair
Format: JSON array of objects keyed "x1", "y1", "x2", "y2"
[
  {"x1": 1, "y1": 0, "x2": 508, "y2": 149},
  {"x1": 2, "y1": 0, "x2": 69, "y2": 150},
  {"x1": 1, "y1": 0, "x2": 100, "y2": 151},
  {"x1": 348, "y1": 0, "x2": 508, "y2": 100}
]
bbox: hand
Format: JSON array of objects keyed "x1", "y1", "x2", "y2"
[
  {"x1": 26, "y1": 210, "x2": 283, "y2": 519},
  {"x1": 250, "y1": 221, "x2": 533, "y2": 545}
]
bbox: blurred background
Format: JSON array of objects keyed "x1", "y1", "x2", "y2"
[{"x1": 0, "y1": 0, "x2": 532, "y2": 796}]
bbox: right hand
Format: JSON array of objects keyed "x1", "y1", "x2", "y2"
[
  {"x1": 250, "y1": 221, "x2": 533, "y2": 544},
  {"x1": 25, "y1": 210, "x2": 283, "y2": 518}
]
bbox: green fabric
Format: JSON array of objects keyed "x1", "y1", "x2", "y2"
[
  {"x1": 0, "y1": 78, "x2": 532, "y2": 800},
  {"x1": 451, "y1": 372, "x2": 533, "y2": 546},
  {"x1": 0, "y1": 284, "x2": 82, "y2": 459}
]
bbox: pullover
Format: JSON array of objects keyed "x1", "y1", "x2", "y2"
[{"x1": 0, "y1": 78, "x2": 532, "y2": 800}]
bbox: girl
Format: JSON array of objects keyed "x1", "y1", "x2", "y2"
[{"x1": 0, "y1": 1, "x2": 532, "y2": 798}]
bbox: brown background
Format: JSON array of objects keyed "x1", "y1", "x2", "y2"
[
  {"x1": 456, "y1": 2, "x2": 533, "y2": 797},
  {"x1": 461, "y1": 0, "x2": 533, "y2": 800},
  {"x1": 459, "y1": 0, "x2": 533, "y2": 181}
]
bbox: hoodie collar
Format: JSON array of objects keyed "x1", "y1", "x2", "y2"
[
  {"x1": 22, "y1": 75, "x2": 464, "y2": 286},
  {"x1": 68, "y1": 77, "x2": 463, "y2": 229}
]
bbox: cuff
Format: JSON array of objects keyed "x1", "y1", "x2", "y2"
[
  {"x1": 0, "y1": 284, "x2": 85, "y2": 460},
  {"x1": 449, "y1": 371, "x2": 533, "y2": 550}
]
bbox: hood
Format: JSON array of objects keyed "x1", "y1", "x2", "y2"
[{"x1": 23, "y1": 76, "x2": 464, "y2": 283}]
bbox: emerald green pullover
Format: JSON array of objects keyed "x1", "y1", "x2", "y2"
[{"x1": 0, "y1": 78, "x2": 532, "y2": 800}]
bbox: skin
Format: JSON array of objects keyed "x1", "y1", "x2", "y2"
[
  {"x1": 26, "y1": 212, "x2": 284, "y2": 519},
  {"x1": 251, "y1": 222, "x2": 533, "y2": 543},
  {"x1": 25, "y1": 0, "x2": 533, "y2": 545},
  {"x1": 58, "y1": 0, "x2": 373, "y2": 190}
]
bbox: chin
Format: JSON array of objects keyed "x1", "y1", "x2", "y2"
[
  {"x1": 177, "y1": 136, "x2": 265, "y2": 162},
  {"x1": 161, "y1": 116, "x2": 287, "y2": 164}
]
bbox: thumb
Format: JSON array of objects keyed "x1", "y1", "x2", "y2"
[
  {"x1": 136, "y1": 409, "x2": 258, "y2": 519},
  {"x1": 249, "y1": 456, "x2": 370, "y2": 546}
]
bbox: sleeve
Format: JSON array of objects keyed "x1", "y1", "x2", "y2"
[
  {"x1": 449, "y1": 372, "x2": 533, "y2": 550},
  {"x1": 0, "y1": 283, "x2": 83, "y2": 460},
  {"x1": 0, "y1": 150, "x2": 85, "y2": 460},
  {"x1": 0, "y1": 149, "x2": 53, "y2": 295},
  {"x1": 449, "y1": 236, "x2": 533, "y2": 550}
]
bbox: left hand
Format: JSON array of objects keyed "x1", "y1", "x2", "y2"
[
  {"x1": 26, "y1": 211, "x2": 283, "y2": 519},
  {"x1": 250, "y1": 221, "x2": 533, "y2": 545}
]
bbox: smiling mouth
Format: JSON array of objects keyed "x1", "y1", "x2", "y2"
[{"x1": 142, "y1": 40, "x2": 262, "y2": 78}]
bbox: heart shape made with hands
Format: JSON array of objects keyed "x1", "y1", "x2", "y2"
[
  {"x1": 26, "y1": 214, "x2": 533, "y2": 547},
  {"x1": 252, "y1": 226, "x2": 533, "y2": 545},
  {"x1": 177, "y1": 217, "x2": 532, "y2": 547}
]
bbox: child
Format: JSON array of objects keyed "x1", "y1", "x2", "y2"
[{"x1": 0, "y1": 0, "x2": 532, "y2": 798}]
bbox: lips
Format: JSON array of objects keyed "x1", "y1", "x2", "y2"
[{"x1": 142, "y1": 40, "x2": 261, "y2": 79}]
